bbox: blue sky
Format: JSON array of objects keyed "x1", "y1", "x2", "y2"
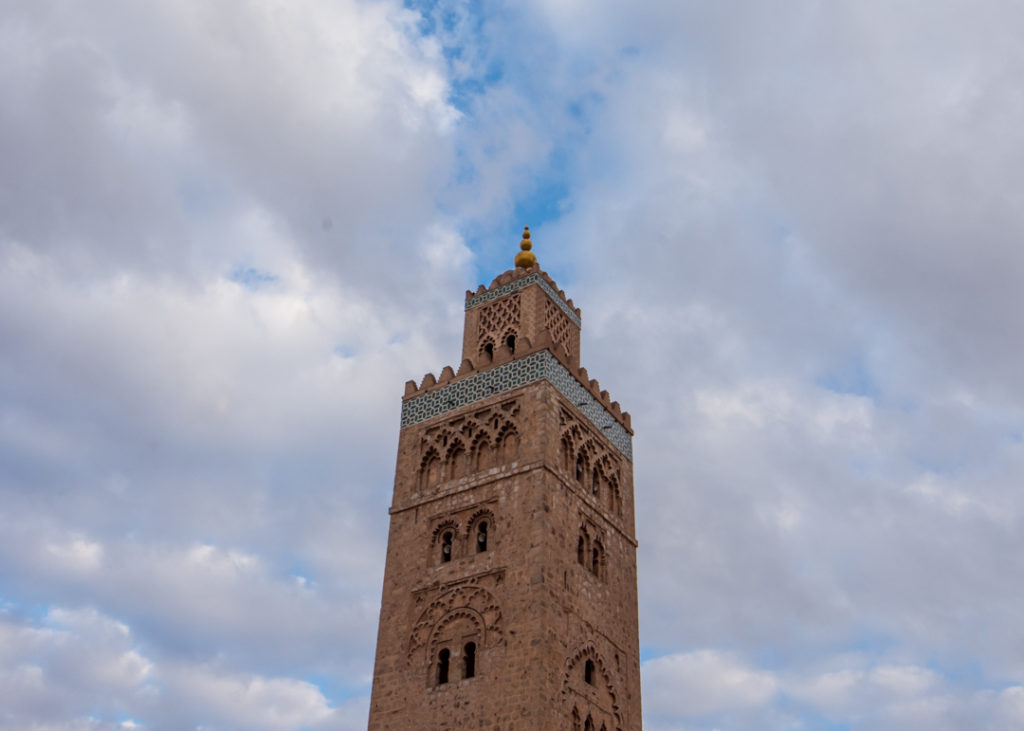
[{"x1": 2, "y1": 1, "x2": 1024, "y2": 729}]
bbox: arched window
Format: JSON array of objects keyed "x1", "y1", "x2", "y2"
[
  {"x1": 591, "y1": 539, "x2": 605, "y2": 579},
  {"x1": 575, "y1": 453, "x2": 585, "y2": 484},
  {"x1": 584, "y1": 659, "x2": 595, "y2": 685},
  {"x1": 577, "y1": 535, "x2": 586, "y2": 566},
  {"x1": 420, "y1": 452, "x2": 440, "y2": 491},
  {"x1": 437, "y1": 648, "x2": 450, "y2": 685},
  {"x1": 584, "y1": 714, "x2": 595, "y2": 731},
  {"x1": 592, "y1": 466, "x2": 600, "y2": 496},
  {"x1": 506, "y1": 334, "x2": 516, "y2": 352},
  {"x1": 448, "y1": 445, "x2": 466, "y2": 479},
  {"x1": 475, "y1": 437, "x2": 495, "y2": 471},
  {"x1": 476, "y1": 521, "x2": 488, "y2": 553},
  {"x1": 483, "y1": 342, "x2": 494, "y2": 358},
  {"x1": 441, "y1": 531, "x2": 453, "y2": 563},
  {"x1": 463, "y1": 641, "x2": 476, "y2": 679},
  {"x1": 498, "y1": 429, "x2": 519, "y2": 463}
]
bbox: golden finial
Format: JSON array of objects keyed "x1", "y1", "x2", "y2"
[{"x1": 514, "y1": 225, "x2": 537, "y2": 269}]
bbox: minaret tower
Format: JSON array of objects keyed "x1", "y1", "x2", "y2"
[{"x1": 368, "y1": 229, "x2": 642, "y2": 730}]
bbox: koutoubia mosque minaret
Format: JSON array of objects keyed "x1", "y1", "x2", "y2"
[{"x1": 368, "y1": 228, "x2": 641, "y2": 730}]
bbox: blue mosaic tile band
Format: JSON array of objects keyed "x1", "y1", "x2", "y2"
[
  {"x1": 401, "y1": 350, "x2": 632, "y2": 461},
  {"x1": 465, "y1": 274, "x2": 582, "y2": 328}
]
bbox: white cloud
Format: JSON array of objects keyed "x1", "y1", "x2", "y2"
[
  {"x1": 4, "y1": 1, "x2": 1024, "y2": 729},
  {"x1": 643, "y1": 651, "x2": 777, "y2": 718}
]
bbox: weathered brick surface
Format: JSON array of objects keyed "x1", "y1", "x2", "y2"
[{"x1": 369, "y1": 268, "x2": 641, "y2": 730}]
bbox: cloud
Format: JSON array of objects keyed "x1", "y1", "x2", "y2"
[
  {"x1": 3, "y1": 0, "x2": 1024, "y2": 729},
  {"x1": 0, "y1": 606, "x2": 355, "y2": 731},
  {"x1": 643, "y1": 651, "x2": 777, "y2": 718}
]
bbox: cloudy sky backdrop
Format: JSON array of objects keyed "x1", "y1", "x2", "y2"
[{"x1": 2, "y1": 1, "x2": 1024, "y2": 729}]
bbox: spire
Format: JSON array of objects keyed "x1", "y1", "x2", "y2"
[{"x1": 514, "y1": 225, "x2": 537, "y2": 269}]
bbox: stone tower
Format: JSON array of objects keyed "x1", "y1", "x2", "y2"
[{"x1": 368, "y1": 228, "x2": 641, "y2": 730}]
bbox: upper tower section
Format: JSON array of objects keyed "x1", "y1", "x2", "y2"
[
  {"x1": 401, "y1": 226, "x2": 632, "y2": 461},
  {"x1": 461, "y1": 226, "x2": 582, "y2": 370}
]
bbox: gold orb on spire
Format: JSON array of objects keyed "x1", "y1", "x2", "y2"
[{"x1": 514, "y1": 225, "x2": 537, "y2": 269}]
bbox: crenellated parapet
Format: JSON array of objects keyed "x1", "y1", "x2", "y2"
[
  {"x1": 461, "y1": 266, "x2": 582, "y2": 371},
  {"x1": 464, "y1": 265, "x2": 581, "y2": 324},
  {"x1": 402, "y1": 338, "x2": 633, "y2": 459}
]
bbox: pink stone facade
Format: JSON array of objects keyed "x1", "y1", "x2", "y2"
[{"x1": 369, "y1": 265, "x2": 641, "y2": 730}]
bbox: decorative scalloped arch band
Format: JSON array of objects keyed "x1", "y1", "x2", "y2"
[{"x1": 400, "y1": 350, "x2": 632, "y2": 461}]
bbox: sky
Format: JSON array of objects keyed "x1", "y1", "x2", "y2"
[{"x1": 1, "y1": 0, "x2": 1023, "y2": 729}]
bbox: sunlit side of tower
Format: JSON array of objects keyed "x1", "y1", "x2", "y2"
[{"x1": 368, "y1": 228, "x2": 642, "y2": 730}]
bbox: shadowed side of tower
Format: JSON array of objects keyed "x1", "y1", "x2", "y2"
[{"x1": 368, "y1": 229, "x2": 642, "y2": 730}]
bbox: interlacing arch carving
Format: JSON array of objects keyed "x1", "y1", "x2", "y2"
[
  {"x1": 478, "y1": 293, "x2": 521, "y2": 332},
  {"x1": 593, "y1": 455, "x2": 623, "y2": 516},
  {"x1": 561, "y1": 644, "x2": 622, "y2": 731},
  {"x1": 408, "y1": 585, "x2": 504, "y2": 661},
  {"x1": 445, "y1": 439, "x2": 468, "y2": 480},
  {"x1": 419, "y1": 448, "x2": 441, "y2": 491},
  {"x1": 418, "y1": 401, "x2": 521, "y2": 489},
  {"x1": 544, "y1": 297, "x2": 573, "y2": 359},
  {"x1": 559, "y1": 408, "x2": 621, "y2": 514},
  {"x1": 471, "y1": 432, "x2": 495, "y2": 471},
  {"x1": 495, "y1": 421, "x2": 520, "y2": 463},
  {"x1": 429, "y1": 607, "x2": 485, "y2": 651},
  {"x1": 477, "y1": 293, "x2": 521, "y2": 355}
]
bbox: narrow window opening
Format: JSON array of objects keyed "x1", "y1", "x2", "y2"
[
  {"x1": 506, "y1": 334, "x2": 516, "y2": 352},
  {"x1": 584, "y1": 659, "x2": 595, "y2": 685},
  {"x1": 463, "y1": 641, "x2": 476, "y2": 679},
  {"x1": 592, "y1": 467, "x2": 600, "y2": 496},
  {"x1": 441, "y1": 531, "x2": 453, "y2": 563},
  {"x1": 484, "y1": 343, "x2": 494, "y2": 358},
  {"x1": 575, "y1": 454, "x2": 585, "y2": 483},
  {"x1": 592, "y1": 547, "x2": 600, "y2": 575},
  {"x1": 584, "y1": 714, "x2": 595, "y2": 731},
  {"x1": 437, "y1": 648, "x2": 450, "y2": 685},
  {"x1": 577, "y1": 535, "x2": 585, "y2": 565},
  {"x1": 476, "y1": 522, "x2": 488, "y2": 552}
]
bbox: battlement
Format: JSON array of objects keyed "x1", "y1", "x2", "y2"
[
  {"x1": 402, "y1": 329, "x2": 633, "y2": 436},
  {"x1": 465, "y1": 265, "x2": 581, "y2": 321}
]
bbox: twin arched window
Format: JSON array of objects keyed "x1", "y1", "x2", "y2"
[
  {"x1": 435, "y1": 518, "x2": 493, "y2": 565},
  {"x1": 576, "y1": 531, "x2": 605, "y2": 580},
  {"x1": 435, "y1": 642, "x2": 477, "y2": 686}
]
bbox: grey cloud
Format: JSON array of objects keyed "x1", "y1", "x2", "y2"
[{"x1": 4, "y1": 1, "x2": 1024, "y2": 729}]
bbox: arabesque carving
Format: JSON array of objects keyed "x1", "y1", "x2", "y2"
[
  {"x1": 545, "y1": 297, "x2": 574, "y2": 360},
  {"x1": 561, "y1": 643, "x2": 622, "y2": 731},
  {"x1": 408, "y1": 584, "x2": 505, "y2": 661},
  {"x1": 560, "y1": 408, "x2": 623, "y2": 516},
  {"x1": 477, "y1": 293, "x2": 521, "y2": 356},
  {"x1": 417, "y1": 399, "x2": 521, "y2": 490}
]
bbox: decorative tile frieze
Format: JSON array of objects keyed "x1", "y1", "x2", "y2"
[
  {"x1": 401, "y1": 350, "x2": 632, "y2": 461},
  {"x1": 465, "y1": 274, "x2": 582, "y2": 328}
]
